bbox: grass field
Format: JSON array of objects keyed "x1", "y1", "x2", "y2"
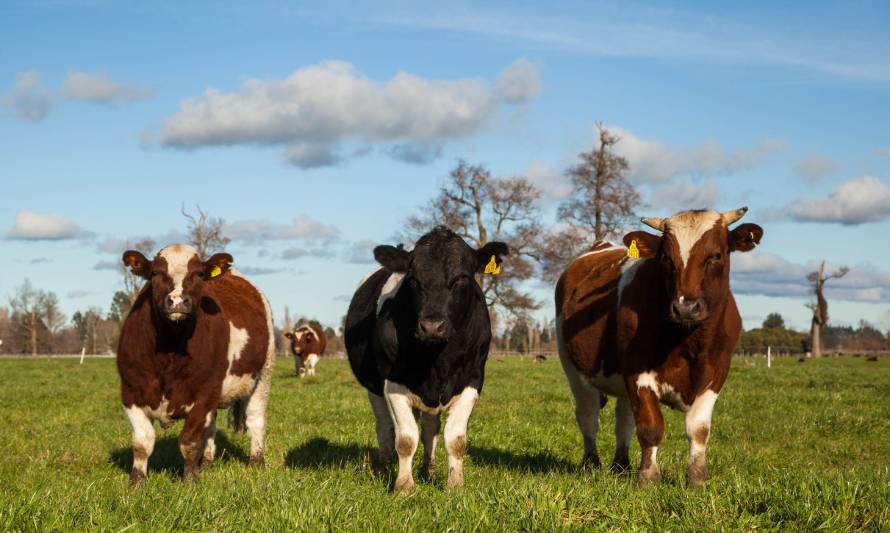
[{"x1": 1, "y1": 356, "x2": 888, "y2": 532}]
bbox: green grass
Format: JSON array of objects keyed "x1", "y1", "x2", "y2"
[{"x1": 0, "y1": 356, "x2": 888, "y2": 532}]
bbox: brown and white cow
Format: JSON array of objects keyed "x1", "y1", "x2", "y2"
[
  {"x1": 116, "y1": 244, "x2": 275, "y2": 483},
  {"x1": 556, "y1": 208, "x2": 763, "y2": 487},
  {"x1": 284, "y1": 324, "x2": 326, "y2": 377}
]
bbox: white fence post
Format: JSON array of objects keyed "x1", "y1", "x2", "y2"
[
  {"x1": 767, "y1": 345, "x2": 771, "y2": 369},
  {"x1": 80, "y1": 347, "x2": 86, "y2": 365}
]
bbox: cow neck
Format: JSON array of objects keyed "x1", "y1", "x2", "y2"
[{"x1": 150, "y1": 302, "x2": 199, "y2": 356}]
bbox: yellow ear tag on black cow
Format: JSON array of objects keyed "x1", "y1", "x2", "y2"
[
  {"x1": 484, "y1": 255, "x2": 501, "y2": 276},
  {"x1": 627, "y1": 240, "x2": 640, "y2": 259},
  {"x1": 210, "y1": 266, "x2": 222, "y2": 278}
]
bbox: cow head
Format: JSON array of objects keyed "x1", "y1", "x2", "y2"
[
  {"x1": 284, "y1": 325, "x2": 317, "y2": 356},
  {"x1": 623, "y1": 208, "x2": 763, "y2": 326},
  {"x1": 373, "y1": 226, "x2": 509, "y2": 343},
  {"x1": 122, "y1": 244, "x2": 232, "y2": 323}
]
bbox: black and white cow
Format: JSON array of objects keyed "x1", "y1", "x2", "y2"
[{"x1": 344, "y1": 226, "x2": 508, "y2": 492}]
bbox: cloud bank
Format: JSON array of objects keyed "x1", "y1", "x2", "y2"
[
  {"x1": 781, "y1": 176, "x2": 890, "y2": 225},
  {"x1": 62, "y1": 71, "x2": 156, "y2": 104},
  {"x1": 6, "y1": 210, "x2": 91, "y2": 240}
]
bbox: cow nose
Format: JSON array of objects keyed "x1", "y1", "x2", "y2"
[
  {"x1": 671, "y1": 298, "x2": 704, "y2": 321},
  {"x1": 419, "y1": 319, "x2": 447, "y2": 338},
  {"x1": 165, "y1": 294, "x2": 192, "y2": 312}
]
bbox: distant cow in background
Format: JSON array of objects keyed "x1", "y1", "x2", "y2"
[
  {"x1": 116, "y1": 244, "x2": 275, "y2": 483},
  {"x1": 345, "y1": 226, "x2": 508, "y2": 492},
  {"x1": 285, "y1": 324, "x2": 326, "y2": 377},
  {"x1": 556, "y1": 208, "x2": 763, "y2": 488}
]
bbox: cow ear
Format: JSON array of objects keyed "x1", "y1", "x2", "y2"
[
  {"x1": 622, "y1": 231, "x2": 660, "y2": 258},
  {"x1": 729, "y1": 223, "x2": 763, "y2": 253},
  {"x1": 374, "y1": 245, "x2": 410, "y2": 272},
  {"x1": 204, "y1": 253, "x2": 233, "y2": 278},
  {"x1": 476, "y1": 241, "x2": 510, "y2": 272},
  {"x1": 122, "y1": 250, "x2": 151, "y2": 279}
]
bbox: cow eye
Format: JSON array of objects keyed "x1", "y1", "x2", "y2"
[{"x1": 709, "y1": 252, "x2": 723, "y2": 263}]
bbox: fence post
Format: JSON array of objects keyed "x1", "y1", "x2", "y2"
[{"x1": 767, "y1": 345, "x2": 771, "y2": 369}]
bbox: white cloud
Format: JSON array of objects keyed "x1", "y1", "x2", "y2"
[
  {"x1": 495, "y1": 58, "x2": 540, "y2": 103},
  {"x1": 387, "y1": 143, "x2": 443, "y2": 165},
  {"x1": 344, "y1": 240, "x2": 377, "y2": 264},
  {"x1": 793, "y1": 155, "x2": 838, "y2": 183},
  {"x1": 523, "y1": 160, "x2": 573, "y2": 201},
  {"x1": 648, "y1": 180, "x2": 720, "y2": 210},
  {"x1": 238, "y1": 266, "x2": 284, "y2": 276},
  {"x1": 93, "y1": 260, "x2": 119, "y2": 271},
  {"x1": 784, "y1": 176, "x2": 890, "y2": 225},
  {"x1": 5, "y1": 210, "x2": 90, "y2": 240},
  {"x1": 226, "y1": 216, "x2": 339, "y2": 243},
  {"x1": 62, "y1": 71, "x2": 156, "y2": 104},
  {"x1": 3, "y1": 71, "x2": 54, "y2": 122},
  {"x1": 155, "y1": 60, "x2": 537, "y2": 167},
  {"x1": 281, "y1": 246, "x2": 335, "y2": 260},
  {"x1": 732, "y1": 252, "x2": 890, "y2": 303},
  {"x1": 875, "y1": 147, "x2": 890, "y2": 159},
  {"x1": 605, "y1": 126, "x2": 786, "y2": 183}
]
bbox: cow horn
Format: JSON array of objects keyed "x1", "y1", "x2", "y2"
[
  {"x1": 721, "y1": 206, "x2": 748, "y2": 225},
  {"x1": 640, "y1": 216, "x2": 666, "y2": 232}
]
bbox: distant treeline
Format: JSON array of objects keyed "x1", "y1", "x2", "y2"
[{"x1": 737, "y1": 314, "x2": 890, "y2": 355}]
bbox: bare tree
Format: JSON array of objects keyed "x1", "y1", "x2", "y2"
[
  {"x1": 119, "y1": 238, "x2": 155, "y2": 303},
  {"x1": 8, "y1": 279, "x2": 65, "y2": 357},
  {"x1": 541, "y1": 123, "x2": 640, "y2": 281},
  {"x1": 182, "y1": 204, "x2": 231, "y2": 260},
  {"x1": 806, "y1": 261, "x2": 849, "y2": 358},
  {"x1": 403, "y1": 160, "x2": 543, "y2": 323}
]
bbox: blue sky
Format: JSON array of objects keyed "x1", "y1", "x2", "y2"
[{"x1": 2, "y1": 0, "x2": 889, "y2": 333}]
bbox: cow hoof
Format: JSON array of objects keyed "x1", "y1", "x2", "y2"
[
  {"x1": 249, "y1": 454, "x2": 265, "y2": 467},
  {"x1": 183, "y1": 469, "x2": 199, "y2": 483},
  {"x1": 610, "y1": 458, "x2": 631, "y2": 473},
  {"x1": 687, "y1": 464, "x2": 709, "y2": 489},
  {"x1": 393, "y1": 476, "x2": 415, "y2": 494},
  {"x1": 129, "y1": 469, "x2": 146, "y2": 485},
  {"x1": 422, "y1": 460, "x2": 437, "y2": 476},
  {"x1": 638, "y1": 468, "x2": 661, "y2": 488},
  {"x1": 581, "y1": 452, "x2": 601, "y2": 469},
  {"x1": 199, "y1": 457, "x2": 214, "y2": 471},
  {"x1": 446, "y1": 468, "x2": 464, "y2": 490}
]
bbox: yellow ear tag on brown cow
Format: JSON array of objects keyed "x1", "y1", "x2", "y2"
[
  {"x1": 484, "y1": 255, "x2": 501, "y2": 276},
  {"x1": 627, "y1": 240, "x2": 640, "y2": 259},
  {"x1": 210, "y1": 266, "x2": 222, "y2": 278}
]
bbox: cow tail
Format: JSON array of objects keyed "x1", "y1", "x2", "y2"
[{"x1": 228, "y1": 398, "x2": 248, "y2": 433}]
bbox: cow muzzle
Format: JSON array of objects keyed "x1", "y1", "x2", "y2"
[
  {"x1": 164, "y1": 292, "x2": 193, "y2": 320},
  {"x1": 416, "y1": 318, "x2": 449, "y2": 343},
  {"x1": 669, "y1": 297, "x2": 708, "y2": 325}
]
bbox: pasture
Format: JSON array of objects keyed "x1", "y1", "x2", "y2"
[{"x1": 1, "y1": 356, "x2": 887, "y2": 531}]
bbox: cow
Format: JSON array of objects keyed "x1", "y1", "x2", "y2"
[
  {"x1": 284, "y1": 324, "x2": 326, "y2": 377},
  {"x1": 344, "y1": 226, "x2": 508, "y2": 492},
  {"x1": 555, "y1": 208, "x2": 763, "y2": 488},
  {"x1": 116, "y1": 244, "x2": 275, "y2": 484}
]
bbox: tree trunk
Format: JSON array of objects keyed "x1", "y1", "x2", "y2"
[
  {"x1": 811, "y1": 320, "x2": 822, "y2": 358},
  {"x1": 30, "y1": 307, "x2": 37, "y2": 358}
]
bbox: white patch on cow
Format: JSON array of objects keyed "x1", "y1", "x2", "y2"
[
  {"x1": 659, "y1": 382, "x2": 689, "y2": 411},
  {"x1": 376, "y1": 272, "x2": 406, "y2": 316},
  {"x1": 158, "y1": 244, "x2": 198, "y2": 304},
  {"x1": 617, "y1": 257, "x2": 646, "y2": 302},
  {"x1": 124, "y1": 405, "x2": 156, "y2": 475},
  {"x1": 220, "y1": 323, "x2": 255, "y2": 406},
  {"x1": 686, "y1": 390, "x2": 718, "y2": 455},
  {"x1": 635, "y1": 372, "x2": 660, "y2": 396},
  {"x1": 383, "y1": 379, "x2": 458, "y2": 416},
  {"x1": 304, "y1": 353, "x2": 319, "y2": 376},
  {"x1": 666, "y1": 211, "x2": 721, "y2": 267},
  {"x1": 358, "y1": 266, "x2": 383, "y2": 289},
  {"x1": 443, "y1": 386, "x2": 479, "y2": 488},
  {"x1": 384, "y1": 379, "x2": 420, "y2": 491},
  {"x1": 576, "y1": 241, "x2": 618, "y2": 260},
  {"x1": 368, "y1": 391, "x2": 395, "y2": 465},
  {"x1": 140, "y1": 397, "x2": 173, "y2": 427}
]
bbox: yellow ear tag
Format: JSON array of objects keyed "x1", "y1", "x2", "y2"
[
  {"x1": 484, "y1": 255, "x2": 501, "y2": 275},
  {"x1": 210, "y1": 265, "x2": 222, "y2": 278},
  {"x1": 627, "y1": 240, "x2": 640, "y2": 259}
]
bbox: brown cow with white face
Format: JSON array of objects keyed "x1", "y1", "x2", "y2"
[
  {"x1": 556, "y1": 208, "x2": 763, "y2": 488},
  {"x1": 284, "y1": 324, "x2": 326, "y2": 377},
  {"x1": 116, "y1": 244, "x2": 275, "y2": 483}
]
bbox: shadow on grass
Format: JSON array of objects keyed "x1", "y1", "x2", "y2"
[
  {"x1": 109, "y1": 430, "x2": 250, "y2": 475},
  {"x1": 469, "y1": 445, "x2": 575, "y2": 473},
  {"x1": 284, "y1": 436, "x2": 374, "y2": 470}
]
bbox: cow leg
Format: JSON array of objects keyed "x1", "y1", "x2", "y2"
[
  {"x1": 201, "y1": 410, "x2": 217, "y2": 469},
  {"x1": 685, "y1": 390, "x2": 718, "y2": 488},
  {"x1": 244, "y1": 374, "x2": 272, "y2": 466},
  {"x1": 420, "y1": 412, "x2": 441, "y2": 475},
  {"x1": 384, "y1": 381, "x2": 419, "y2": 493},
  {"x1": 367, "y1": 391, "x2": 394, "y2": 470},
  {"x1": 611, "y1": 395, "x2": 634, "y2": 472},
  {"x1": 563, "y1": 367, "x2": 602, "y2": 467},
  {"x1": 179, "y1": 408, "x2": 213, "y2": 482},
  {"x1": 124, "y1": 406, "x2": 155, "y2": 484},
  {"x1": 294, "y1": 355, "x2": 302, "y2": 376},
  {"x1": 629, "y1": 377, "x2": 664, "y2": 487},
  {"x1": 443, "y1": 387, "x2": 479, "y2": 490}
]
